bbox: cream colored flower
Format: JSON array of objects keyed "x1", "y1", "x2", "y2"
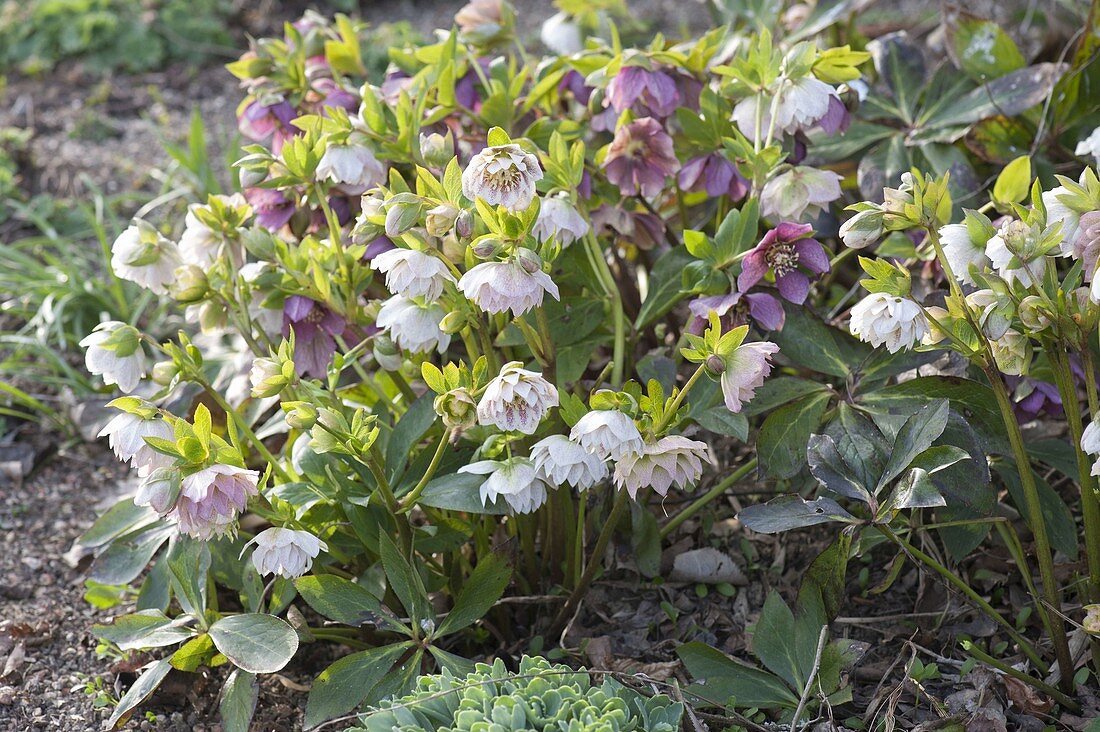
[
  {"x1": 849, "y1": 293, "x2": 928, "y2": 354},
  {"x1": 613, "y1": 436, "x2": 710, "y2": 499},
  {"x1": 459, "y1": 458, "x2": 548, "y2": 514},
  {"x1": 458, "y1": 260, "x2": 560, "y2": 316},
  {"x1": 248, "y1": 527, "x2": 328, "y2": 579},
  {"x1": 570, "y1": 409, "x2": 644, "y2": 461},
  {"x1": 461, "y1": 143, "x2": 543, "y2": 212},
  {"x1": 371, "y1": 248, "x2": 456, "y2": 302},
  {"x1": 375, "y1": 295, "x2": 451, "y2": 354},
  {"x1": 530, "y1": 435, "x2": 608, "y2": 490},
  {"x1": 476, "y1": 362, "x2": 558, "y2": 434}
]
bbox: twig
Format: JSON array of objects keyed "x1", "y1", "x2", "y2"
[{"x1": 792, "y1": 625, "x2": 828, "y2": 732}]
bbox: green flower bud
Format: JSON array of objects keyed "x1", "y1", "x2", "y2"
[
  {"x1": 171, "y1": 264, "x2": 209, "y2": 303},
  {"x1": 434, "y1": 387, "x2": 477, "y2": 431},
  {"x1": 439, "y1": 310, "x2": 468, "y2": 334},
  {"x1": 425, "y1": 203, "x2": 460, "y2": 237},
  {"x1": 419, "y1": 131, "x2": 455, "y2": 169},
  {"x1": 151, "y1": 361, "x2": 179, "y2": 386},
  {"x1": 284, "y1": 401, "x2": 318, "y2": 430}
]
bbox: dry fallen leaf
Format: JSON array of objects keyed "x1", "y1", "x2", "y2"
[
  {"x1": 1003, "y1": 676, "x2": 1054, "y2": 716},
  {"x1": 1, "y1": 641, "x2": 25, "y2": 679},
  {"x1": 669, "y1": 548, "x2": 747, "y2": 585}
]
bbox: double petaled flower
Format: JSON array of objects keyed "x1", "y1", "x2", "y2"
[
  {"x1": 849, "y1": 293, "x2": 929, "y2": 353},
  {"x1": 459, "y1": 458, "x2": 549, "y2": 514},
  {"x1": 458, "y1": 259, "x2": 560, "y2": 316},
  {"x1": 111, "y1": 222, "x2": 181, "y2": 295},
  {"x1": 602, "y1": 117, "x2": 680, "y2": 198},
  {"x1": 530, "y1": 435, "x2": 609, "y2": 490},
  {"x1": 375, "y1": 295, "x2": 451, "y2": 354},
  {"x1": 462, "y1": 143, "x2": 543, "y2": 212},
  {"x1": 476, "y1": 362, "x2": 558, "y2": 434},
  {"x1": 613, "y1": 436, "x2": 710, "y2": 499},
  {"x1": 570, "y1": 409, "x2": 644, "y2": 461},
  {"x1": 170, "y1": 464, "x2": 259, "y2": 540},
  {"x1": 247, "y1": 528, "x2": 328, "y2": 579},
  {"x1": 370, "y1": 248, "x2": 456, "y2": 302},
  {"x1": 99, "y1": 411, "x2": 174, "y2": 476},
  {"x1": 606, "y1": 66, "x2": 680, "y2": 118},
  {"x1": 81, "y1": 321, "x2": 147, "y2": 393}
]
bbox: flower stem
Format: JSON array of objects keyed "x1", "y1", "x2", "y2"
[
  {"x1": 660, "y1": 458, "x2": 758, "y2": 539},
  {"x1": 961, "y1": 641, "x2": 1079, "y2": 712},
  {"x1": 397, "y1": 433, "x2": 449, "y2": 512},
  {"x1": 583, "y1": 233, "x2": 625, "y2": 387},
  {"x1": 202, "y1": 382, "x2": 294, "y2": 484},
  {"x1": 876, "y1": 524, "x2": 1047, "y2": 672},
  {"x1": 549, "y1": 489, "x2": 629, "y2": 637},
  {"x1": 653, "y1": 364, "x2": 706, "y2": 435}
]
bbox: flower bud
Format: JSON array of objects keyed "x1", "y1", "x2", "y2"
[
  {"x1": 135, "y1": 467, "x2": 181, "y2": 514},
  {"x1": 385, "y1": 201, "x2": 421, "y2": 238},
  {"x1": 434, "y1": 387, "x2": 477, "y2": 431},
  {"x1": 705, "y1": 354, "x2": 725, "y2": 375},
  {"x1": 439, "y1": 310, "x2": 468, "y2": 334},
  {"x1": 425, "y1": 203, "x2": 460, "y2": 237},
  {"x1": 455, "y1": 209, "x2": 474, "y2": 239},
  {"x1": 238, "y1": 166, "x2": 267, "y2": 189},
  {"x1": 171, "y1": 264, "x2": 209, "y2": 303},
  {"x1": 990, "y1": 329, "x2": 1032, "y2": 376},
  {"x1": 419, "y1": 131, "x2": 454, "y2": 168},
  {"x1": 373, "y1": 334, "x2": 403, "y2": 371},
  {"x1": 471, "y1": 237, "x2": 503, "y2": 259},
  {"x1": 284, "y1": 401, "x2": 319, "y2": 430},
  {"x1": 1018, "y1": 296, "x2": 1051, "y2": 331},
  {"x1": 441, "y1": 233, "x2": 465, "y2": 263},
  {"x1": 196, "y1": 300, "x2": 228, "y2": 333},
  {"x1": 250, "y1": 356, "x2": 293, "y2": 398},
  {"x1": 151, "y1": 361, "x2": 178, "y2": 386},
  {"x1": 514, "y1": 247, "x2": 542, "y2": 274},
  {"x1": 838, "y1": 208, "x2": 884, "y2": 249}
]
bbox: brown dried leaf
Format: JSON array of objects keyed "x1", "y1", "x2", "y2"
[{"x1": 1003, "y1": 676, "x2": 1053, "y2": 716}]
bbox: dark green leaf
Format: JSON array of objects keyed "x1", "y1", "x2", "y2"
[
  {"x1": 677, "y1": 642, "x2": 799, "y2": 708},
  {"x1": 742, "y1": 377, "x2": 829, "y2": 417},
  {"x1": 378, "y1": 531, "x2": 432, "y2": 625},
  {"x1": 738, "y1": 496, "x2": 856, "y2": 534},
  {"x1": 926, "y1": 63, "x2": 1066, "y2": 129},
  {"x1": 772, "y1": 308, "x2": 870, "y2": 378},
  {"x1": 208, "y1": 614, "x2": 298, "y2": 674},
  {"x1": 806, "y1": 434, "x2": 872, "y2": 505},
  {"x1": 90, "y1": 524, "x2": 173, "y2": 586},
  {"x1": 294, "y1": 575, "x2": 406, "y2": 633},
  {"x1": 417, "y1": 471, "x2": 508, "y2": 514},
  {"x1": 635, "y1": 247, "x2": 694, "y2": 329},
  {"x1": 92, "y1": 609, "x2": 194, "y2": 651},
  {"x1": 695, "y1": 406, "x2": 749, "y2": 441},
  {"x1": 877, "y1": 399, "x2": 950, "y2": 490},
  {"x1": 435, "y1": 553, "x2": 512, "y2": 636},
  {"x1": 997, "y1": 465, "x2": 1078, "y2": 560},
  {"x1": 304, "y1": 642, "x2": 413, "y2": 728},
  {"x1": 107, "y1": 658, "x2": 172, "y2": 729},
  {"x1": 219, "y1": 669, "x2": 258, "y2": 732},
  {"x1": 757, "y1": 391, "x2": 832, "y2": 478},
  {"x1": 76, "y1": 499, "x2": 157, "y2": 548},
  {"x1": 385, "y1": 395, "x2": 436, "y2": 481},
  {"x1": 167, "y1": 536, "x2": 210, "y2": 617}
]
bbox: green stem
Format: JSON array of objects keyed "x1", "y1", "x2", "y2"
[
  {"x1": 366, "y1": 448, "x2": 412, "y2": 551},
  {"x1": 203, "y1": 383, "x2": 294, "y2": 484},
  {"x1": 583, "y1": 233, "x2": 625, "y2": 387},
  {"x1": 534, "y1": 307, "x2": 557, "y2": 383},
  {"x1": 398, "y1": 433, "x2": 449, "y2": 512},
  {"x1": 962, "y1": 641, "x2": 1079, "y2": 712},
  {"x1": 390, "y1": 369, "x2": 418, "y2": 404},
  {"x1": 549, "y1": 489, "x2": 629, "y2": 636},
  {"x1": 987, "y1": 369, "x2": 1073, "y2": 691},
  {"x1": 653, "y1": 365, "x2": 706, "y2": 435},
  {"x1": 660, "y1": 458, "x2": 758, "y2": 539},
  {"x1": 877, "y1": 525, "x2": 1048, "y2": 672}
]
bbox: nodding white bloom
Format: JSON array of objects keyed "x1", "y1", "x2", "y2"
[
  {"x1": 719, "y1": 341, "x2": 780, "y2": 414},
  {"x1": 530, "y1": 435, "x2": 609, "y2": 490},
  {"x1": 849, "y1": 293, "x2": 929, "y2": 353},
  {"x1": 733, "y1": 77, "x2": 840, "y2": 141},
  {"x1": 316, "y1": 143, "x2": 386, "y2": 195},
  {"x1": 370, "y1": 248, "x2": 456, "y2": 302},
  {"x1": 939, "y1": 223, "x2": 992, "y2": 286},
  {"x1": 169, "y1": 464, "x2": 259, "y2": 540},
  {"x1": 111, "y1": 224, "x2": 181, "y2": 295},
  {"x1": 80, "y1": 321, "x2": 146, "y2": 393},
  {"x1": 613, "y1": 436, "x2": 710, "y2": 499},
  {"x1": 179, "y1": 194, "x2": 248, "y2": 269},
  {"x1": 459, "y1": 458, "x2": 549, "y2": 514},
  {"x1": 760, "y1": 166, "x2": 842, "y2": 221},
  {"x1": 458, "y1": 259, "x2": 560, "y2": 316},
  {"x1": 570, "y1": 409, "x2": 644, "y2": 461},
  {"x1": 531, "y1": 194, "x2": 589, "y2": 247},
  {"x1": 476, "y1": 362, "x2": 558, "y2": 434},
  {"x1": 461, "y1": 143, "x2": 543, "y2": 212},
  {"x1": 248, "y1": 528, "x2": 328, "y2": 579},
  {"x1": 376, "y1": 295, "x2": 451, "y2": 354},
  {"x1": 99, "y1": 411, "x2": 174, "y2": 476},
  {"x1": 134, "y1": 468, "x2": 179, "y2": 514},
  {"x1": 1076, "y1": 127, "x2": 1100, "y2": 168},
  {"x1": 986, "y1": 225, "x2": 1044, "y2": 287},
  {"x1": 1043, "y1": 186, "x2": 1081, "y2": 254},
  {"x1": 838, "y1": 208, "x2": 884, "y2": 249},
  {"x1": 990, "y1": 329, "x2": 1031, "y2": 376},
  {"x1": 1082, "y1": 418, "x2": 1100, "y2": 457},
  {"x1": 540, "y1": 12, "x2": 582, "y2": 55}
]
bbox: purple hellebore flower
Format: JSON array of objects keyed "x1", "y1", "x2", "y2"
[
  {"x1": 602, "y1": 117, "x2": 680, "y2": 198},
  {"x1": 738, "y1": 222, "x2": 830, "y2": 304},
  {"x1": 381, "y1": 70, "x2": 414, "y2": 104},
  {"x1": 591, "y1": 206, "x2": 665, "y2": 250},
  {"x1": 245, "y1": 187, "x2": 296, "y2": 230},
  {"x1": 363, "y1": 236, "x2": 396, "y2": 262},
  {"x1": 558, "y1": 69, "x2": 592, "y2": 105},
  {"x1": 283, "y1": 296, "x2": 347, "y2": 377},
  {"x1": 678, "y1": 154, "x2": 749, "y2": 200},
  {"x1": 606, "y1": 66, "x2": 680, "y2": 118},
  {"x1": 313, "y1": 77, "x2": 359, "y2": 115},
  {"x1": 1007, "y1": 376, "x2": 1061, "y2": 421},
  {"x1": 688, "y1": 290, "x2": 785, "y2": 334},
  {"x1": 590, "y1": 104, "x2": 620, "y2": 133},
  {"x1": 238, "y1": 100, "x2": 300, "y2": 153},
  {"x1": 818, "y1": 96, "x2": 851, "y2": 135}
]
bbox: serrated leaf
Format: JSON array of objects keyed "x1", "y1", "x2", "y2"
[
  {"x1": 378, "y1": 531, "x2": 432, "y2": 626},
  {"x1": 304, "y1": 642, "x2": 413, "y2": 728},
  {"x1": 757, "y1": 391, "x2": 832, "y2": 478}
]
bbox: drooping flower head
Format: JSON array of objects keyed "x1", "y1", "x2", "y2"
[
  {"x1": 540, "y1": 11, "x2": 582, "y2": 55},
  {"x1": 570, "y1": 409, "x2": 644, "y2": 461},
  {"x1": 530, "y1": 435, "x2": 609, "y2": 491},
  {"x1": 245, "y1": 187, "x2": 296, "y2": 231},
  {"x1": 760, "y1": 167, "x2": 842, "y2": 221},
  {"x1": 678, "y1": 154, "x2": 750, "y2": 200},
  {"x1": 458, "y1": 259, "x2": 560, "y2": 317},
  {"x1": 370, "y1": 248, "x2": 456, "y2": 302},
  {"x1": 986, "y1": 219, "x2": 1045, "y2": 287},
  {"x1": 732, "y1": 77, "x2": 841, "y2": 141},
  {"x1": 738, "y1": 222, "x2": 829, "y2": 304},
  {"x1": 282, "y1": 296, "x2": 346, "y2": 378},
  {"x1": 459, "y1": 458, "x2": 548, "y2": 514},
  {"x1": 1009, "y1": 376, "x2": 1061, "y2": 422},
  {"x1": 237, "y1": 99, "x2": 299, "y2": 153},
  {"x1": 606, "y1": 65, "x2": 680, "y2": 118},
  {"x1": 476, "y1": 362, "x2": 558, "y2": 434},
  {"x1": 110, "y1": 222, "x2": 182, "y2": 295},
  {"x1": 939, "y1": 222, "x2": 992, "y2": 286},
  {"x1": 531, "y1": 194, "x2": 589, "y2": 247},
  {"x1": 602, "y1": 117, "x2": 680, "y2": 198},
  {"x1": 849, "y1": 292, "x2": 929, "y2": 353},
  {"x1": 248, "y1": 527, "x2": 328, "y2": 579},
  {"x1": 613, "y1": 436, "x2": 710, "y2": 499},
  {"x1": 179, "y1": 194, "x2": 250, "y2": 270},
  {"x1": 718, "y1": 341, "x2": 781, "y2": 413},
  {"x1": 170, "y1": 464, "x2": 259, "y2": 540},
  {"x1": 316, "y1": 143, "x2": 386, "y2": 195},
  {"x1": 80, "y1": 321, "x2": 146, "y2": 393},
  {"x1": 375, "y1": 295, "x2": 451, "y2": 354},
  {"x1": 462, "y1": 143, "x2": 543, "y2": 212},
  {"x1": 688, "y1": 290, "x2": 785, "y2": 333},
  {"x1": 99, "y1": 411, "x2": 174, "y2": 476}
]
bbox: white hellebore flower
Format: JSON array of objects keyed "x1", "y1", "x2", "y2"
[
  {"x1": 939, "y1": 223, "x2": 991, "y2": 286},
  {"x1": 461, "y1": 143, "x2": 543, "y2": 212},
  {"x1": 570, "y1": 409, "x2": 644, "y2": 461},
  {"x1": 111, "y1": 223, "x2": 181, "y2": 295},
  {"x1": 990, "y1": 329, "x2": 1031, "y2": 376},
  {"x1": 1082, "y1": 418, "x2": 1100, "y2": 457},
  {"x1": 720, "y1": 341, "x2": 780, "y2": 413},
  {"x1": 248, "y1": 527, "x2": 328, "y2": 579},
  {"x1": 1043, "y1": 185, "x2": 1081, "y2": 255},
  {"x1": 370, "y1": 248, "x2": 456, "y2": 302},
  {"x1": 178, "y1": 193, "x2": 248, "y2": 270},
  {"x1": 540, "y1": 12, "x2": 582, "y2": 55},
  {"x1": 986, "y1": 226, "x2": 1044, "y2": 287},
  {"x1": 733, "y1": 77, "x2": 839, "y2": 141},
  {"x1": 613, "y1": 436, "x2": 710, "y2": 499},
  {"x1": 760, "y1": 166, "x2": 843, "y2": 221},
  {"x1": 849, "y1": 292, "x2": 929, "y2": 354},
  {"x1": 170, "y1": 464, "x2": 259, "y2": 540},
  {"x1": 531, "y1": 194, "x2": 589, "y2": 247},
  {"x1": 375, "y1": 295, "x2": 451, "y2": 354},
  {"x1": 530, "y1": 435, "x2": 608, "y2": 490},
  {"x1": 1076, "y1": 126, "x2": 1100, "y2": 168},
  {"x1": 476, "y1": 361, "x2": 558, "y2": 434},
  {"x1": 316, "y1": 143, "x2": 386, "y2": 195},
  {"x1": 99, "y1": 411, "x2": 174, "y2": 476},
  {"x1": 459, "y1": 458, "x2": 549, "y2": 514},
  {"x1": 458, "y1": 259, "x2": 560, "y2": 316},
  {"x1": 80, "y1": 321, "x2": 146, "y2": 393}
]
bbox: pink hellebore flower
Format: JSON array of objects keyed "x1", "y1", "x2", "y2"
[
  {"x1": 606, "y1": 66, "x2": 680, "y2": 118},
  {"x1": 688, "y1": 290, "x2": 785, "y2": 333},
  {"x1": 602, "y1": 117, "x2": 680, "y2": 198},
  {"x1": 720, "y1": 341, "x2": 780, "y2": 413},
  {"x1": 738, "y1": 222, "x2": 829, "y2": 304},
  {"x1": 171, "y1": 464, "x2": 259, "y2": 540},
  {"x1": 678, "y1": 154, "x2": 750, "y2": 200},
  {"x1": 237, "y1": 100, "x2": 300, "y2": 153}
]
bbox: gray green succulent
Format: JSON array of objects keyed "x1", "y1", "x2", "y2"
[{"x1": 349, "y1": 655, "x2": 683, "y2": 732}]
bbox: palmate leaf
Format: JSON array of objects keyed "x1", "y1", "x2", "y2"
[
  {"x1": 435, "y1": 553, "x2": 512, "y2": 637},
  {"x1": 806, "y1": 434, "x2": 873, "y2": 505},
  {"x1": 876, "y1": 399, "x2": 950, "y2": 491}
]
